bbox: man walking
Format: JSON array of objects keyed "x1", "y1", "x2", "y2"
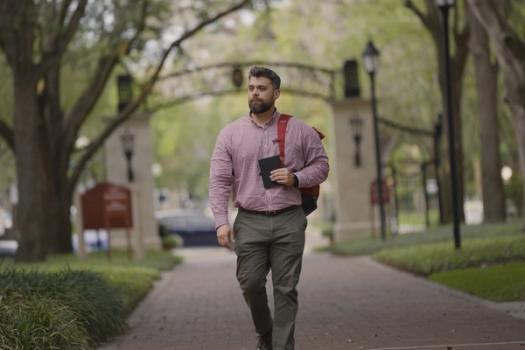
[{"x1": 209, "y1": 66, "x2": 329, "y2": 350}]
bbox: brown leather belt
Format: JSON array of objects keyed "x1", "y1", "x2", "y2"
[{"x1": 238, "y1": 205, "x2": 299, "y2": 217}]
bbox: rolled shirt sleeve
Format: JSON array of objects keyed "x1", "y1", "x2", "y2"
[
  {"x1": 209, "y1": 128, "x2": 234, "y2": 229},
  {"x1": 293, "y1": 125, "x2": 329, "y2": 188}
]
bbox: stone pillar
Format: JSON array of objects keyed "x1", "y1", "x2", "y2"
[
  {"x1": 330, "y1": 98, "x2": 378, "y2": 242},
  {"x1": 105, "y1": 112, "x2": 161, "y2": 253}
]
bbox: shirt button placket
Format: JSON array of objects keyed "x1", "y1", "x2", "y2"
[{"x1": 260, "y1": 127, "x2": 270, "y2": 211}]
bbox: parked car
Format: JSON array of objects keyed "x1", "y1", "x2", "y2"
[
  {"x1": 0, "y1": 239, "x2": 17, "y2": 258},
  {"x1": 156, "y1": 209, "x2": 218, "y2": 247},
  {"x1": 1, "y1": 230, "x2": 108, "y2": 259}
]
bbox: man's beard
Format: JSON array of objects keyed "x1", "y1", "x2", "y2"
[{"x1": 249, "y1": 99, "x2": 274, "y2": 114}]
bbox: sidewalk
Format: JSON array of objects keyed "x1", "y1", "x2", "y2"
[{"x1": 99, "y1": 245, "x2": 525, "y2": 350}]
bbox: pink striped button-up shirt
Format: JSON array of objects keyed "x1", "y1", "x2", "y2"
[{"x1": 209, "y1": 110, "x2": 329, "y2": 229}]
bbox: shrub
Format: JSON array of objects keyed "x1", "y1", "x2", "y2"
[
  {"x1": 0, "y1": 269, "x2": 127, "y2": 348},
  {"x1": 161, "y1": 234, "x2": 183, "y2": 250},
  {"x1": 321, "y1": 223, "x2": 335, "y2": 245},
  {"x1": 0, "y1": 294, "x2": 90, "y2": 350},
  {"x1": 0, "y1": 249, "x2": 181, "y2": 349}
]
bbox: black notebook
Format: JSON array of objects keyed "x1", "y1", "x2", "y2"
[{"x1": 258, "y1": 155, "x2": 282, "y2": 189}]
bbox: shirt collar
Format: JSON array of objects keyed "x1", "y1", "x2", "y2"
[{"x1": 247, "y1": 108, "x2": 280, "y2": 128}]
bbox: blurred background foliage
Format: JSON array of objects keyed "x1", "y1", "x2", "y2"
[
  {"x1": 151, "y1": 0, "x2": 441, "y2": 201},
  {"x1": 0, "y1": 0, "x2": 523, "y2": 213}
]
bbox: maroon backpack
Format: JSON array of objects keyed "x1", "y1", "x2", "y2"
[{"x1": 277, "y1": 114, "x2": 325, "y2": 216}]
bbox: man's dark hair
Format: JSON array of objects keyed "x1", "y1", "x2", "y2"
[{"x1": 248, "y1": 66, "x2": 281, "y2": 89}]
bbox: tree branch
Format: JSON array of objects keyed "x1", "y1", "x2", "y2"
[
  {"x1": 141, "y1": 0, "x2": 251, "y2": 96},
  {"x1": 0, "y1": 0, "x2": 22, "y2": 68},
  {"x1": 0, "y1": 42, "x2": 9, "y2": 69},
  {"x1": 62, "y1": 1, "x2": 149, "y2": 157},
  {"x1": 64, "y1": 54, "x2": 120, "y2": 133},
  {"x1": 62, "y1": 1, "x2": 152, "y2": 186},
  {"x1": 405, "y1": 0, "x2": 431, "y2": 30},
  {"x1": 59, "y1": 0, "x2": 87, "y2": 53},
  {"x1": 469, "y1": 0, "x2": 525, "y2": 61},
  {"x1": 68, "y1": 0, "x2": 251, "y2": 192},
  {"x1": 452, "y1": 0, "x2": 459, "y2": 38},
  {"x1": 0, "y1": 117, "x2": 14, "y2": 152},
  {"x1": 61, "y1": 51, "x2": 120, "y2": 175},
  {"x1": 38, "y1": 0, "x2": 87, "y2": 76},
  {"x1": 58, "y1": 0, "x2": 73, "y2": 28}
]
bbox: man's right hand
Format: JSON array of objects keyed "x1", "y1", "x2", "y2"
[{"x1": 217, "y1": 224, "x2": 234, "y2": 250}]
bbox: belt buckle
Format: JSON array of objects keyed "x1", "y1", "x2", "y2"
[{"x1": 266, "y1": 210, "x2": 277, "y2": 216}]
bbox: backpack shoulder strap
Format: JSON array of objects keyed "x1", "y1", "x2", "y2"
[
  {"x1": 277, "y1": 114, "x2": 292, "y2": 164},
  {"x1": 312, "y1": 126, "x2": 325, "y2": 140}
]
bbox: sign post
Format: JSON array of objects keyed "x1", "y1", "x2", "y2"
[{"x1": 81, "y1": 182, "x2": 133, "y2": 261}]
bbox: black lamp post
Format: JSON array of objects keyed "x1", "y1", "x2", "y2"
[
  {"x1": 121, "y1": 128, "x2": 135, "y2": 183},
  {"x1": 349, "y1": 115, "x2": 363, "y2": 167},
  {"x1": 436, "y1": 0, "x2": 461, "y2": 249},
  {"x1": 363, "y1": 39, "x2": 386, "y2": 241}
]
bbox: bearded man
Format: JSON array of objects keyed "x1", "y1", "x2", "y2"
[{"x1": 209, "y1": 66, "x2": 329, "y2": 350}]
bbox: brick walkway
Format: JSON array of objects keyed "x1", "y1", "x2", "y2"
[{"x1": 99, "y1": 248, "x2": 525, "y2": 350}]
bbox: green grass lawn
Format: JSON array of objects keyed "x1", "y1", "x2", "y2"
[
  {"x1": 329, "y1": 219, "x2": 525, "y2": 302},
  {"x1": 429, "y1": 261, "x2": 525, "y2": 302},
  {"x1": 373, "y1": 235, "x2": 525, "y2": 275},
  {"x1": 41, "y1": 249, "x2": 182, "y2": 271},
  {"x1": 398, "y1": 209, "x2": 440, "y2": 227},
  {"x1": 330, "y1": 219, "x2": 525, "y2": 256}
]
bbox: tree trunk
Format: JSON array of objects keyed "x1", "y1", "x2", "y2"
[
  {"x1": 45, "y1": 161, "x2": 74, "y2": 254},
  {"x1": 511, "y1": 105, "x2": 525, "y2": 218},
  {"x1": 43, "y1": 64, "x2": 75, "y2": 255},
  {"x1": 406, "y1": 0, "x2": 469, "y2": 224},
  {"x1": 468, "y1": 6, "x2": 506, "y2": 222},
  {"x1": 468, "y1": 0, "x2": 525, "y2": 219},
  {"x1": 13, "y1": 72, "x2": 48, "y2": 261}
]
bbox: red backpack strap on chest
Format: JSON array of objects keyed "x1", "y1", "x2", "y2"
[{"x1": 277, "y1": 114, "x2": 292, "y2": 164}]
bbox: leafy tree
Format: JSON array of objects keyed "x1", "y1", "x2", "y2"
[{"x1": 0, "y1": 0, "x2": 251, "y2": 261}]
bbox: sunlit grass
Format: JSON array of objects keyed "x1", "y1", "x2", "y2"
[
  {"x1": 373, "y1": 235, "x2": 525, "y2": 275},
  {"x1": 330, "y1": 220, "x2": 525, "y2": 302},
  {"x1": 429, "y1": 261, "x2": 525, "y2": 301},
  {"x1": 330, "y1": 219, "x2": 524, "y2": 256}
]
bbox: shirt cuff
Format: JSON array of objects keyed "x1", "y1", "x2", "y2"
[
  {"x1": 214, "y1": 215, "x2": 229, "y2": 230},
  {"x1": 294, "y1": 172, "x2": 307, "y2": 188},
  {"x1": 292, "y1": 173, "x2": 299, "y2": 187}
]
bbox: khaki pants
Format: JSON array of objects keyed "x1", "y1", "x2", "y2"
[{"x1": 234, "y1": 207, "x2": 307, "y2": 350}]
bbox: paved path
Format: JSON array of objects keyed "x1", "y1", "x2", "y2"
[{"x1": 100, "y1": 247, "x2": 525, "y2": 350}]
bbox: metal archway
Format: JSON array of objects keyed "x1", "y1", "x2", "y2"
[{"x1": 153, "y1": 61, "x2": 339, "y2": 110}]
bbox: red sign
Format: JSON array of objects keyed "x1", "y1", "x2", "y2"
[
  {"x1": 370, "y1": 178, "x2": 390, "y2": 205},
  {"x1": 81, "y1": 182, "x2": 133, "y2": 230}
]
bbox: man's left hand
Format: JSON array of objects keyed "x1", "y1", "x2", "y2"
[{"x1": 270, "y1": 168, "x2": 295, "y2": 187}]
